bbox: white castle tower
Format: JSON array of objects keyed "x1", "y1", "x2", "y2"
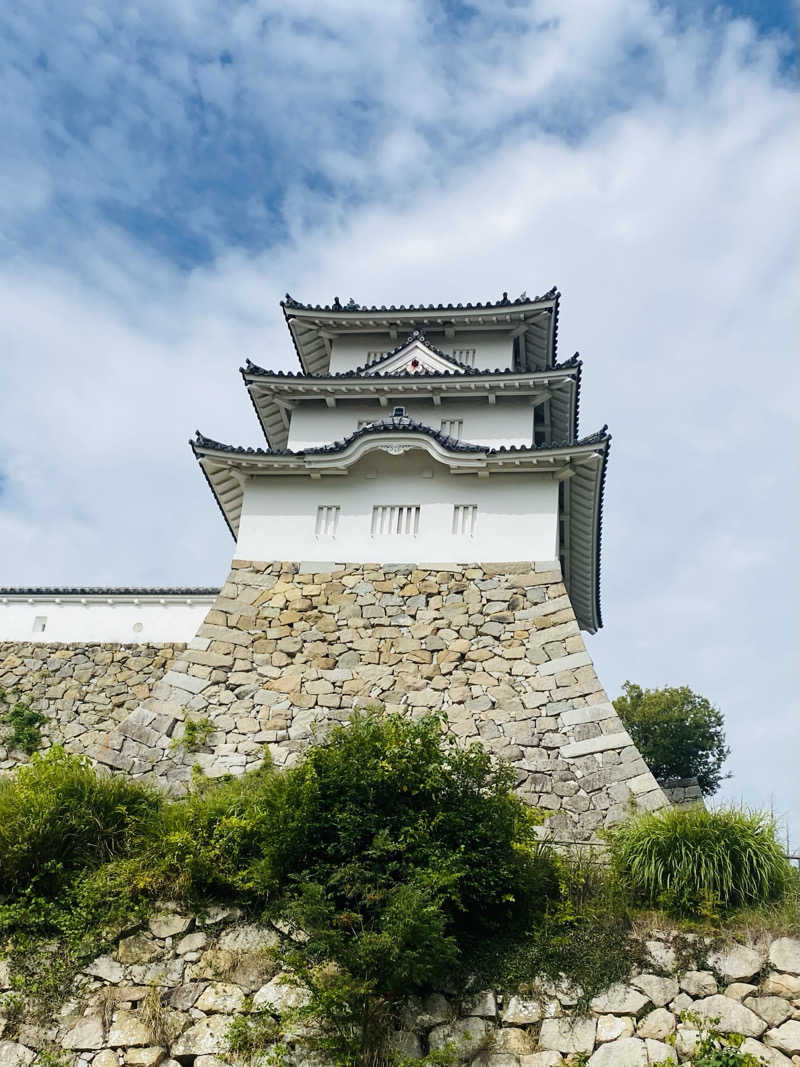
[
  {"x1": 81, "y1": 287, "x2": 668, "y2": 843},
  {"x1": 193, "y1": 288, "x2": 606, "y2": 633}
]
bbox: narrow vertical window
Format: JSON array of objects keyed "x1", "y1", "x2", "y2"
[
  {"x1": 440, "y1": 418, "x2": 463, "y2": 440},
  {"x1": 315, "y1": 505, "x2": 340, "y2": 538},
  {"x1": 371, "y1": 505, "x2": 420, "y2": 536},
  {"x1": 452, "y1": 505, "x2": 478, "y2": 537}
]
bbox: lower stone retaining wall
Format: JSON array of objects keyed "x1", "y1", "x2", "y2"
[
  {"x1": 1, "y1": 561, "x2": 668, "y2": 842},
  {"x1": 0, "y1": 643, "x2": 182, "y2": 772},
  {"x1": 1, "y1": 908, "x2": 798, "y2": 1066}
]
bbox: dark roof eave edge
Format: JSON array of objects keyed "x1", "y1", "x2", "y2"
[
  {"x1": 190, "y1": 419, "x2": 609, "y2": 461},
  {"x1": 191, "y1": 438, "x2": 237, "y2": 542},
  {"x1": 593, "y1": 432, "x2": 611, "y2": 631}
]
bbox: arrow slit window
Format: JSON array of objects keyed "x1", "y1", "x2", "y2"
[
  {"x1": 440, "y1": 418, "x2": 463, "y2": 440},
  {"x1": 452, "y1": 505, "x2": 478, "y2": 536},
  {"x1": 315, "y1": 505, "x2": 340, "y2": 538},
  {"x1": 371, "y1": 505, "x2": 420, "y2": 537}
]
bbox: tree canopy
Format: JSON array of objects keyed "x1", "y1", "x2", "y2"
[{"x1": 613, "y1": 682, "x2": 730, "y2": 795}]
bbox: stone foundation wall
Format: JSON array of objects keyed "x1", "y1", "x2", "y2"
[
  {"x1": 660, "y1": 778, "x2": 705, "y2": 808},
  {"x1": 0, "y1": 643, "x2": 182, "y2": 773},
  {"x1": 1, "y1": 562, "x2": 668, "y2": 842},
  {"x1": 1, "y1": 907, "x2": 798, "y2": 1066},
  {"x1": 83, "y1": 560, "x2": 667, "y2": 843}
]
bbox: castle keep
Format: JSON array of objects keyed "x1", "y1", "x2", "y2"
[{"x1": 0, "y1": 288, "x2": 668, "y2": 842}]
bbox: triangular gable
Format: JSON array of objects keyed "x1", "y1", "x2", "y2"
[{"x1": 364, "y1": 334, "x2": 467, "y2": 376}]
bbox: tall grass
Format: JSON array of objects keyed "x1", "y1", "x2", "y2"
[{"x1": 606, "y1": 805, "x2": 793, "y2": 915}]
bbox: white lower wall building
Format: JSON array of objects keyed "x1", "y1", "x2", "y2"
[{"x1": 0, "y1": 590, "x2": 219, "y2": 643}]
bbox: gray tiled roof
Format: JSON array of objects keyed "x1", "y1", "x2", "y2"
[{"x1": 0, "y1": 587, "x2": 219, "y2": 596}]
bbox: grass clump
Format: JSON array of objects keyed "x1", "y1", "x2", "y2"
[{"x1": 606, "y1": 804, "x2": 793, "y2": 916}]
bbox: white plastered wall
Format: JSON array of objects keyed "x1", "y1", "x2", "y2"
[
  {"x1": 329, "y1": 330, "x2": 514, "y2": 374},
  {"x1": 0, "y1": 599, "x2": 216, "y2": 643},
  {"x1": 287, "y1": 398, "x2": 535, "y2": 451},
  {"x1": 234, "y1": 451, "x2": 559, "y2": 564}
]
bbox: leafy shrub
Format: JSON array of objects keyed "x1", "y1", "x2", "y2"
[
  {"x1": 475, "y1": 847, "x2": 644, "y2": 1010},
  {"x1": 0, "y1": 746, "x2": 160, "y2": 896},
  {"x1": 606, "y1": 805, "x2": 793, "y2": 915},
  {"x1": 614, "y1": 682, "x2": 729, "y2": 795},
  {"x1": 652, "y1": 1010, "x2": 765, "y2": 1066},
  {"x1": 0, "y1": 693, "x2": 46, "y2": 754},
  {"x1": 169, "y1": 714, "x2": 214, "y2": 752}
]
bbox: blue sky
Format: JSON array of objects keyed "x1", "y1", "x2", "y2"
[{"x1": 0, "y1": 0, "x2": 797, "y2": 840}]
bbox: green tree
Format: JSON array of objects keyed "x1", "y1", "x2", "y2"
[{"x1": 613, "y1": 682, "x2": 730, "y2": 795}]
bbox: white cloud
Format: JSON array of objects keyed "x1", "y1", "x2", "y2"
[{"x1": 0, "y1": 0, "x2": 797, "y2": 839}]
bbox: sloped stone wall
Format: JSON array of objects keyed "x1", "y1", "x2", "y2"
[
  {"x1": 1, "y1": 907, "x2": 798, "y2": 1066},
  {"x1": 0, "y1": 643, "x2": 182, "y2": 772},
  {"x1": 83, "y1": 560, "x2": 668, "y2": 843}
]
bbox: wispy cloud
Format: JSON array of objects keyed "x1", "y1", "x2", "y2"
[{"x1": 0, "y1": 0, "x2": 797, "y2": 838}]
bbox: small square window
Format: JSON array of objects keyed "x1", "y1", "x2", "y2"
[{"x1": 33, "y1": 616, "x2": 47, "y2": 633}]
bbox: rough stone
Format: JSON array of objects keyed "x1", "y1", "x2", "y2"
[
  {"x1": 108, "y1": 1011, "x2": 153, "y2": 1047},
  {"x1": 463, "y1": 990, "x2": 497, "y2": 1018},
  {"x1": 635, "y1": 1008, "x2": 675, "y2": 1040},
  {"x1": 630, "y1": 974, "x2": 679, "y2": 1007},
  {"x1": 0, "y1": 1042, "x2": 36, "y2": 1067},
  {"x1": 538, "y1": 1017, "x2": 596, "y2": 1055},
  {"x1": 170, "y1": 1015, "x2": 231, "y2": 1057},
  {"x1": 707, "y1": 943, "x2": 764, "y2": 982},
  {"x1": 125, "y1": 1047, "x2": 167, "y2": 1066},
  {"x1": 117, "y1": 934, "x2": 161, "y2": 966},
  {"x1": 194, "y1": 982, "x2": 246, "y2": 1014},
  {"x1": 595, "y1": 1015, "x2": 634, "y2": 1042},
  {"x1": 740, "y1": 1038, "x2": 794, "y2": 1066},
  {"x1": 252, "y1": 974, "x2": 311, "y2": 1014},
  {"x1": 589, "y1": 983, "x2": 650, "y2": 1015},
  {"x1": 743, "y1": 996, "x2": 792, "y2": 1027},
  {"x1": 85, "y1": 955, "x2": 125, "y2": 983},
  {"x1": 148, "y1": 911, "x2": 193, "y2": 939},
  {"x1": 586, "y1": 1036, "x2": 647, "y2": 1066},
  {"x1": 679, "y1": 971, "x2": 717, "y2": 996},
  {"x1": 691, "y1": 994, "x2": 767, "y2": 1037},
  {"x1": 62, "y1": 1017, "x2": 106, "y2": 1050},
  {"x1": 764, "y1": 1020, "x2": 800, "y2": 1055},
  {"x1": 428, "y1": 1017, "x2": 491, "y2": 1057},
  {"x1": 762, "y1": 972, "x2": 800, "y2": 998},
  {"x1": 769, "y1": 938, "x2": 800, "y2": 975}
]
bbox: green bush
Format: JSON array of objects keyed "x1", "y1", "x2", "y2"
[
  {"x1": 0, "y1": 694, "x2": 46, "y2": 754},
  {"x1": 614, "y1": 682, "x2": 730, "y2": 795},
  {"x1": 652, "y1": 1010, "x2": 765, "y2": 1066},
  {"x1": 606, "y1": 804, "x2": 793, "y2": 915},
  {"x1": 0, "y1": 746, "x2": 160, "y2": 896}
]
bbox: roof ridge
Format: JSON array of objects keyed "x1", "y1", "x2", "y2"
[{"x1": 281, "y1": 287, "x2": 559, "y2": 314}]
